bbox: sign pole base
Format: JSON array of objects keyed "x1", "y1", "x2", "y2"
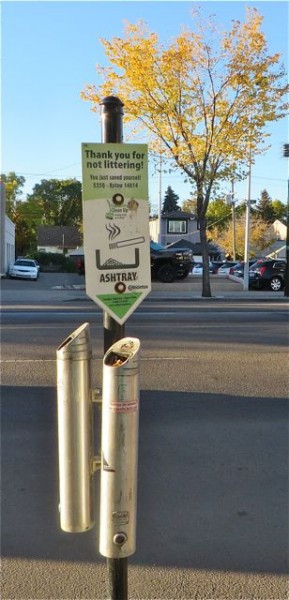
[
  {"x1": 104, "y1": 312, "x2": 125, "y2": 353},
  {"x1": 107, "y1": 558, "x2": 128, "y2": 600}
]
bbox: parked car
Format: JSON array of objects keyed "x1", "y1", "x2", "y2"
[
  {"x1": 217, "y1": 261, "x2": 238, "y2": 276},
  {"x1": 210, "y1": 261, "x2": 223, "y2": 274},
  {"x1": 76, "y1": 256, "x2": 85, "y2": 275},
  {"x1": 229, "y1": 260, "x2": 256, "y2": 278},
  {"x1": 9, "y1": 258, "x2": 39, "y2": 281},
  {"x1": 191, "y1": 261, "x2": 217, "y2": 275},
  {"x1": 249, "y1": 258, "x2": 286, "y2": 291},
  {"x1": 33, "y1": 259, "x2": 40, "y2": 274},
  {"x1": 192, "y1": 262, "x2": 203, "y2": 275}
]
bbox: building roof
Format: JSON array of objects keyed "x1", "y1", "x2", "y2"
[
  {"x1": 37, "y1": 226, "x2": 82, "y2": 249},
  {"x1": 161, "y1": 210, "x2": 196, "y2": 220}
]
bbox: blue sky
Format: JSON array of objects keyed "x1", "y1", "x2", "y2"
[{"x1": 2, "y1": 0, "x2": 289, "y2": 212}]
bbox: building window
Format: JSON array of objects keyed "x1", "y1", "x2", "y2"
[{"x1": 167, "y1": 220, "x2": 187, "y2": 234}]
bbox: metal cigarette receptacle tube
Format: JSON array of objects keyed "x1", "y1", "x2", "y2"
[
  {"x1": 57, "y1": 322, "x2": 95, "y2": 533},
  {"x1": 99, "y1": 337, "x2": 140, "y2": 558}
]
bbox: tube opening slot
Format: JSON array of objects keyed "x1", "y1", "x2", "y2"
[{"x1": 105, "y1": 352, "x2": 129, "y2": 367}]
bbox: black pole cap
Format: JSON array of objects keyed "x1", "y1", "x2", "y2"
[
  {"x1": 100, "y1": 96, "x2": 124, "y2": 143},
  {"x1": 100, "y1": 96, "x2": 124, "y2": 113}
]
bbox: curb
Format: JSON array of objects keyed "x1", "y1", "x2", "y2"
[{"x1": 49, "y1": 286, "x2": 289, "y2": 303}]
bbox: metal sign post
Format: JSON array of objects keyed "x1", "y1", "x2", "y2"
[
  {"x1": 56, "y1": 97, "x2": 147, "y2": 600},
  {"x1": 80, "y1": 96, "x2": 148, "y2": 599},
  {"x1": 101, "y1": 97, "x2": 125, "y2": 350}
]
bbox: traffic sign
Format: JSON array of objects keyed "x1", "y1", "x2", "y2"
[{"x1": 81, "y1": 143, "x2": 151, "y2": 324}]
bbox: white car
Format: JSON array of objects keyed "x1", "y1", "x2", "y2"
[
  {"x1": 217, "y1": 262, "x2": 238, "y2": 276},
  {"x1": 9, "y1": 259, "x2": 39, "y2": 280},
  {"x1": 191, "y1": 262, "x2": 216, "y2": 275},
  {"x1": 192, "y1": 263, "x2": 203, "y2": 275}
]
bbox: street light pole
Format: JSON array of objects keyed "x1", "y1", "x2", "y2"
[
  {"x1": 243, "y1": 149, "x2": 252, "y2": 291},
  {"x1": 231, "y1": 179, "x2": 236, "y2": 261},
  {"x1": 158, "y1": 154, "x2": 162, "y2": 244},
  {"x1": 226, "y1": 190, "x2": 236, "y2": 261},
  {"x1": 283, "y1": 143, "x2": 289, "y2": 297}
]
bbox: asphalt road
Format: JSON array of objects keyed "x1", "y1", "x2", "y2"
[{"x1": 1, "y1": 275, "x2": 289, "y2": 599}]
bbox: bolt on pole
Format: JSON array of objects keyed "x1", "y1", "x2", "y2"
[{"x1": 100, "y1": 95, "x2": 128, "y2": 600}]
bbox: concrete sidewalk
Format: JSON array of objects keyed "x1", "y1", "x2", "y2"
[{"x1": 1, "y1": 273, "x2": 288, "y2": 303}]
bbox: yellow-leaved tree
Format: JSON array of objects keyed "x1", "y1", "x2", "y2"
[
  {"x1": 209, "y1": 218, "x2": 274, "y2": 260},
  {"x1": 81, "y1": 7, "x2": 288, "y2": 296}
]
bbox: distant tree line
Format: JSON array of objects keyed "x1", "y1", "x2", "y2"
[
  {"x1": 1, "y1": 172, "x2": 82, "y2": 256},
  {"x1": 1, "y1": 172, "x2": 286, "y2": 260}
]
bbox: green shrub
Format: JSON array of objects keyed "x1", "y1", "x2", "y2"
[{"x1": 27, "y1": 252, "x2": 77, "y2": 273}]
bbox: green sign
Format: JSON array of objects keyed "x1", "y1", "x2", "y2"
[
  {"x1": 82, "y1": 143, "x2": 148, "y2": 201},
  {"x1": 81, "y1": 143, "x2": 151, "y2": 324}
]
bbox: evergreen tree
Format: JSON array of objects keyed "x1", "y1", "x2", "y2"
[
  {"x1": 256, "y1": 190, "x2": 275, "y2": 223},
  {"x1": 162, "y1": 186, "x2": 180, "y2": 213}
]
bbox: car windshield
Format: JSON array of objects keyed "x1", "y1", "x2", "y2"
[{"x1": 15, "y1": 260, "x2": 35, "y2": 267}]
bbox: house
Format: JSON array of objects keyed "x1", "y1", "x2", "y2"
[
  {"x1": 0, "y1": 181, "x2": 15, "y2": 275},
  {"x1": 149, "y1": 210, "x2": 223, "y2": 260},
  {"x1": 271, "y1": 219, "x2": 287, "y2": 241},
  {"x1": 150, "y1": 210, "x2": 200, "y2": 246},
  {"x1": 260, "y1": 219, "x2": 287, "y2": 259},
  {"x1": 37, "y1": 226, "x2": 82, "y2": 254}
]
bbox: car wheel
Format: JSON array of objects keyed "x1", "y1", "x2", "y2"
[
  {"x1": 177, "y1": 271, "x2": 189, "y2": 280},
  {"x1": 157, "y1": 264, "x2": 176, "y2": 283},
  {"x1": 270, "y1": 276, "x2": 283, "y2": 291}
]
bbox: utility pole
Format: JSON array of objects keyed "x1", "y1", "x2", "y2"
[
  {"x1": 158, "y1": 154, "x2": 162, "y2": 244},
  {"x1": 226, "y1": 191, "x2": 236, "y2": 261},
  {"x1": 230, "y1": 180, "x2": 236, "y2": 261},
  {"x1": 283, "y1": 143, "x2": 289, "y2": 297},
  {"x1": 0, "y1": 181, "x2": 6, "y2": 276},
  {"x1": 243, "y1": 147, "x2": 252, "y2": 291},
  {"x1": 228, "y1": 179, "x2": 236, "y2": 260}
]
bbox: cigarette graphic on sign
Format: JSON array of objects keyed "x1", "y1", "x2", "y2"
[{"x1": 109, "y1": 236, "x2": 145, "y2": 250}]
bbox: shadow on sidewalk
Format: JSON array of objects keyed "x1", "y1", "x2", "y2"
[{"x1": 1, "y1": 386, "x2": 288, "y2": 574}]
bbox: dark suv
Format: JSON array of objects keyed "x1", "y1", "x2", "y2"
[
  {"x1": 249, "y1": 258, "x2": 286, "y2": 291},
  {"x1": 150, "y1": 241, "x2": 193, "y2": 283},
  {"x1": 76, "y1": 242, "x2": 194, "y2": 283}
]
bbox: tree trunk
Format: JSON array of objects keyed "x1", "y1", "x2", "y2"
[{"x1": 199, "y1": 217, "x2": 212, "y2": 297}]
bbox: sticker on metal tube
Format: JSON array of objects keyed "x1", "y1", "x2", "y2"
[
  {"x1": 109, "y1": 400, "x2": 138, "y2": 413},
  {"x1": 112, "y1": 511, "x2": 129, "y2": 525}
]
